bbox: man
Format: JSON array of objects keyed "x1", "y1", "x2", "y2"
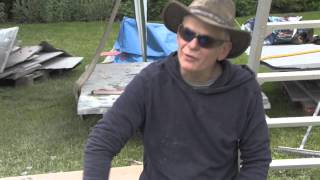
[{"x1": 83, "y1": 0, "x2": 272, "y2": 179}]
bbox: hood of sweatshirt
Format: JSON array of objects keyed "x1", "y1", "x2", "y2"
[{"x1": 164, "y1": 52, "x2": 256, "y2": 94}]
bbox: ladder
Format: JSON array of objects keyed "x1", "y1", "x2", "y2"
[{"x1": 247, "y1": 0, "x2": 320, "y2": 170}]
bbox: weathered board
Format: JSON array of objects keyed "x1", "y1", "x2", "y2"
[
  {"x1": 5, "y1": 46, "x2": 43, "y2": 68},
  {"x1": 77, "y1": 62, "x2": 150, "y2": 115},
  {"x1": 41, "y1": 57, "x2": 83, "y2": 70}
]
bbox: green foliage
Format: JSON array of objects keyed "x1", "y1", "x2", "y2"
[
  {"x1": 234, "y1": 0, "x2": 320, "y2": 17},
  {"x1": 0, "y1": 0, "x2": 13, "y2": 20},
  {"x1": 118, "y1": 0, "x2": 193, "y2": 21},
  {"x1": 234, "y1": 0, "x2": 258, "y2": 17},
  {"x1": 11, "y1": 0, "x2": 43, "y2": 23},
  {"x1": 271, "y1": 0, "x2": 320, "y2": 13},
  {"x1": 8, "y1": 0, "x2": 320, "y2": 22},
  {"x1": 118, "y1": 0, "x2": 135, "y2": 20},
  {"x1": 0, "y1": 2, "x2": 6, "y2": 22},
  {"x1": 11, "y1": 0, "x2": 113, "y2": 23}
]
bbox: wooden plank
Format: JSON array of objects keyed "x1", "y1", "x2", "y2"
[
  {"x1": 0, "y1": 165, "x2": 143, "y2": 180},
  {"x1": 0, "y1": 61, "x2": 41, "y2": 79},
  {"x1": 77, "y1": 62, "x2": 150, "y2": 115},
  {"x1": 41, "y1": 57, "x2": 83, "y2": 70},
  {"x1": 270, "y1": 158, "x2": 320, "y2": 169},
  {"x1": 266, "y1": 116, "x2": 320, "y2": 128},
  {"x1": 8, "y1": 63, "x2": 42, "y2": 80},
  {"x1": 5, "y1": 46, "x2": 42, "y2": 68},
  {"x1": 33, "y1": 51, "x2": 64, "y2": 64},
  {"x1": 282, "y1": 81, "x2": 320, "y2": 102}
]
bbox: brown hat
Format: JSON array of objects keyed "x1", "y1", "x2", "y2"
[{"x1": 162, "y1": 0, "x2": 251, "y2": 59}]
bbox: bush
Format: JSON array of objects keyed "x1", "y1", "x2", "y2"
[
  {"x1": 0, "y1": 0, "x2": 13, "y2": 20},
  {"x1": 271, "y1": 0, "x2": 320, "y2": 13},
  {"x1": 11, "y1": 0, "x2": 44, "y2": 23},
  {"x1": 11, "y1": 0, "x2": 113, "y2": 23},
  {"x1": 8, "y1": 0, "x2": 320, "y2": 23},
  {"x1": 234, "y1": 0, "x2": 258, "y2": 17},
  {"x1": 0, "y1": 2, "x2": 7, "y2": 22}
]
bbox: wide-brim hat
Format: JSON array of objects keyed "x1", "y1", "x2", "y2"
[{"x1": 162, "y1": 0, "x2": 251, "y2": 59}]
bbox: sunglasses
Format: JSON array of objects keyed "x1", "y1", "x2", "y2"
[{"x1": 178, "y1": 24, "x2": 226, "y2": 48}]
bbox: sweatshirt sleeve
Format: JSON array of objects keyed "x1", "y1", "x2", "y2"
[
  {"x1": 236, "y1": 89, "x2": 272, "y2": 180},
  {"x1": 83, "y1": 73, "x2": 147, "y2": 180}
]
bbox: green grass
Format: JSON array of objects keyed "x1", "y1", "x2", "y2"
[{"x1": 0, "y1": 11, "x2": 320, "y2": 179}]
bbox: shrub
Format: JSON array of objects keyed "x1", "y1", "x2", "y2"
[
  {"x1": 11, "y1": 0, "x2": 113, "y2": 23},
  {"x1": 8, "y1": 0, "x2": 320, "y2": 23},
  {"x1": 271, "y1": 0, "x2": 320, "y2": 13},
  {"x1": 234, "y1": 0, "x2": 258, "y2": 17},
  {"x1": 0, "y1": 2, "x2": 7, "y2": 22},
  {"x1": 11, "y1": 0, "x2": 44, "y2": 23}
]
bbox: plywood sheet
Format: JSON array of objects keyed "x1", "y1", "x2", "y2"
[
  {"x1": 41, "y1": 57, "x2": 83, "y2": 70},
  {"x1": 77, "y1": 62, "x2": 150, "y2": 115},
  {"x1": 5, "y1": 46, "x2": 42, "y2": 68},
  {"x1": 33, "y1": 51, "x2": 64, "y2": 64}
]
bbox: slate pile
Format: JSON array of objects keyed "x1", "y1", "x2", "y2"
[{"x1": 0, "y1": 27, "x2": 83, "y2": 82}]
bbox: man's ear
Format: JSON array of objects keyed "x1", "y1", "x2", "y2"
[{"x1": 217, "y1": 41, "x2": 232, "y2": 61}]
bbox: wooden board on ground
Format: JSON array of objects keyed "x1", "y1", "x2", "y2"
[
  {"x1": 5, "y1": 46, "x2": 43, "y2": 69},
  {"x1": 77, "y1": 62, "x2": 150, "y2": 115},
  {"x1": 41, "y1": 57, "x2": 83, "y2": 70},
  {"x1": 32, "y1": 51, "x2": 64, "y2": 64},
  {"x1": 282, "y1": 80, "x2": 320, "y2": 102},
  {"x1": 0, "y1": 165, "x2": 143, "y2": 180}
]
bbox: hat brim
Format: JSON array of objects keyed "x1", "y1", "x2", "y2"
[{"x1": 162, "y1": 1, "x2": 251, "y2": 59}]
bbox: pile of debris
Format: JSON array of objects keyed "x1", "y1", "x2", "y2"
[{"x1": 0, "y1": 27, "x2": 83, "y2": 85}]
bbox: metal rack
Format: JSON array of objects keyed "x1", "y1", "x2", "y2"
[{"x1": 247, "y1": 0, "x2": 320, "y2": 169}]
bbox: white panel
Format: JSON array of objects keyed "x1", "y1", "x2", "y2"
[
  {"x1": 270, "y1": 158, "x2": 320, "y2": 169},
  {"x1": 267, "y1": 116, "x2": 320, "y2": 128},
  {"x1": 266, "y1": 20, "x2": 320, "y2": 34},
  {"x1": 257, "y1": 70, "x2": 320, "y2": 84}
]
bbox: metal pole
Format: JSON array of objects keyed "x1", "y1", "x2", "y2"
[
  {"x1": 247, "y1": 0, "x2": 272, "y2": 73},
  {"x1": 134, "y1": 0, "x2": 148, "y2": 62}
]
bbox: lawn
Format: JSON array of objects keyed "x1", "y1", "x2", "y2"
[{"x1": 0, "y1": 11, "x2": 320, "y2": 179}]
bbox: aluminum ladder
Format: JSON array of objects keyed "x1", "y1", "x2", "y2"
[{"x1": 247, "y1": 0, "x2": 320, "y2": 170}]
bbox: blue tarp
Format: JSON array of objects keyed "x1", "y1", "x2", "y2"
[{"x1": 113, "y1": 17, "x2": 177, "y2": 63}]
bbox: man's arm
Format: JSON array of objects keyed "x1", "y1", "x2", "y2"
[
  {"x1": 83, "y1": 73, "x2": 147, "y2": 180},
  {"x1": 236, "y1": 90, "x2": 272, "y2": 180}
]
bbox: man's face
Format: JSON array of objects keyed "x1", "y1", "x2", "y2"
[{"x1": 177, "y1": 16, "x2": 231, "y2": 75}]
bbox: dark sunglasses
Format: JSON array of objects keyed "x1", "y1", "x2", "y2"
[{"x1": 178, "y1": 24, "x2": 225, "y2": 48}]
